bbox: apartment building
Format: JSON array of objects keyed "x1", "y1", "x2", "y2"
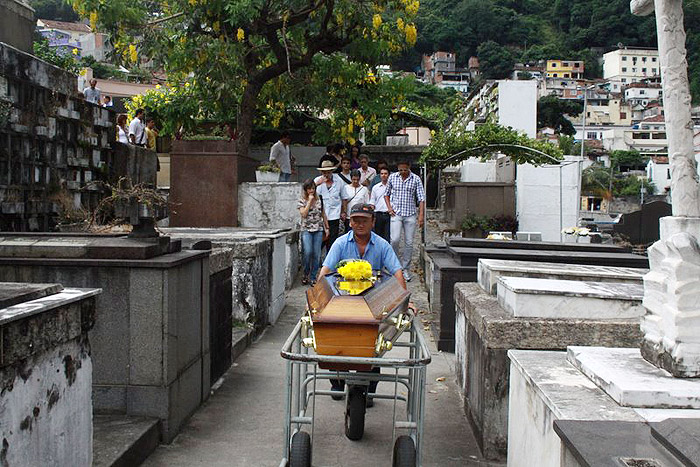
[
  {"x1": 603, "y1": 48, "x2": 660, "y2": 91},
  {"x1": 546, "y1": 59, "x2": 585, "y2": 79}
]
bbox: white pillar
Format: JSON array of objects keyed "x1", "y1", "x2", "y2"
[{"x1": 632, "y1": 0, "x2": 700, "y2": 377}]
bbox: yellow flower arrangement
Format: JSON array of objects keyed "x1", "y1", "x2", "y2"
[
  {"x1": 337, "y1": 280, "x2": 373, "y2": 295},
  {"x1": 337, "y1": 259, "x2": 373, "y2": 280}
]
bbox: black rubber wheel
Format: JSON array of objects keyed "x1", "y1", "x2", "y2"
[
  {"x1": 344, "y1": 385, "x2": 366, "y2": 440},
  {"x1": 289, "y1": 431, "x2": 311, "y2": 467},
  {"x1": 392, "y1": 436, "x2": 416, "y2": 467}
]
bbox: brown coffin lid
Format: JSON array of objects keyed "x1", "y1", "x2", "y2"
[{"x1": 311, "y1": 296, "x2": 376, "y2": 325}]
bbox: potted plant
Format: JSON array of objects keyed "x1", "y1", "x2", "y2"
[
  {"x1": 256, "y1": 162, "x2": 281, "y2": 182},
  {"x1": 461, "y1": 213, "x2": 489, "y2": 239}
]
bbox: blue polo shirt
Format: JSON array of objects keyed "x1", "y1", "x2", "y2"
[{"x1": 323, "y1": 231, "x2": 402, "y2": 275}]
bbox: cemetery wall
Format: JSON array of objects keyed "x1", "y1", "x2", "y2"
[
  {"x1": 0, "y1": 292, "x2": 97, "y2": 466},
  {"x1": 0, "y1": 42, "x2": 116, "y2": 231}
]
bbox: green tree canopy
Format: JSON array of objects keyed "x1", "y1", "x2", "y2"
[
  {"x1": 75, "y1": 0, "x2": 421, "y2": 156},
  {"x1": 537, "y1": 95, "x2": 583, "y2": 136},
  {"x1": 421, "y1": 122, "x2": 563, "y2": 167},
  {"x1": 31, "y1": 0, "x2": 80, "y2": 21},
  {"x1": 476, "y1": 41, "x2": 514, "y2": 79}
]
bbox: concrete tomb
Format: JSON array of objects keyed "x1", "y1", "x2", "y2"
[
  {"x1": 0, "y1": 282, "x2": 99, "y2": 467},
  {"x1": 478, "y1": 259, "x2": 645, "y2": 295},
  {"x1": 0, "y1": 233, "x2": 211, "y2": 442},
  {"x1": 425, "y1": 238, "x2": 648, "y2": 351},
  {"x1": 506, "y1": 348, "x2": 700, "y2": 467},
  {"x1": 162, "y1": 227, "x2": 300, "y2": 331},
  {"x1": 496, "y1": 277, "x2": 644, "y2": 319},
  {"x1": 454, "y1": 280, "x2": 641, "y2": 461}
]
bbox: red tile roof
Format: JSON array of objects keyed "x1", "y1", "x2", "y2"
[{"x1": 38, "y1": 19, "x2": 91, "y2": 33}]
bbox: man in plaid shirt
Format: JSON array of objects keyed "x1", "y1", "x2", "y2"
[{"x1": 384, "y1": 160, "x2": 425, "y2": 281}]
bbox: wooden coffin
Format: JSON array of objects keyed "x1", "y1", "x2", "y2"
[{"x1": 305, "y1": 271, "x2": 411, "y2": 370}]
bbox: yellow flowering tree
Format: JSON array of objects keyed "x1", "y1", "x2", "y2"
[{"x1": 72, "y1": 0, "x2": 420, "y2": 156}]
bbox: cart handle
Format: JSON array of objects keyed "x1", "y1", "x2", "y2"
[{"x1": 280, "y1": 320, "x2": 432, "y2": 367}]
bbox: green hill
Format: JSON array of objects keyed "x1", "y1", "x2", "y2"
[{"x1": 401, "y1": 0, "x2": 700, "y2": 101}]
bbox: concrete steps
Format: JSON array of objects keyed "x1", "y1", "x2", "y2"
[
  {"x1": 93, "y1": 327, "x2": 254, "y2": 466},
  {"x1": 92, "y1": 415, "x2": 161, "y2": 467}
]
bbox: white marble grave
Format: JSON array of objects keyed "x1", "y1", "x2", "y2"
[
  {"x1": 496, "y1": 276, "x2": 645, "y2": 319},
  {"x1": 568, "y1": 346, "x2": 700, "y2": 409},
  {"x1": 478, "y1": 259, "x2": 645, "y2": 295},
  {"x1": 507, "y1": 348, "x2": 700, "y2": 467}
]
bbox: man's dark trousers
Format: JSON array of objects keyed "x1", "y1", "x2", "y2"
[{"x1": 374, "y1": 212, "x2": 391, "y2": 242}]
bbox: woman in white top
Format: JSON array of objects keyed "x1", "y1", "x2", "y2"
[
  {"x1": 117, "y1": 114, "x2": 129, "y2": 144},
  {"x1": 341, "y1": 169, "x2": 369, "y2": 232}
]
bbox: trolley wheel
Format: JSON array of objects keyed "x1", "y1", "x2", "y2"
[
  {"x1": 392, "y1": 436, "x2": 416, "y2": 467},
  {"x1": 289, "y1": 431, "x2": 311, "y2": 467},
  {"x1": 344, "y1": 385, "x2": 366, "y2": 441}
]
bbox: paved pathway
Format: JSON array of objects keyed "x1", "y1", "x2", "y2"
[{"x1": 143, "y1": 253, "x2": 487, "y2": 466}]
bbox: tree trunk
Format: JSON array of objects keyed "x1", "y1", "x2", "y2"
[{"x1": 236, "y1": 80, "x2": 264, "y2": 158}]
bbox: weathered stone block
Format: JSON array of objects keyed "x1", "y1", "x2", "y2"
[
  {"x1": 454, "y1": 282, "x2": 642, "y2": 461},
  {"x1": 129, "y1": 269, "x2": 164, "y2": 386}
]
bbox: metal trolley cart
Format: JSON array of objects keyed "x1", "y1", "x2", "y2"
[{"x1": 279, "y1": 317, "x2": 432, "y2": 467}]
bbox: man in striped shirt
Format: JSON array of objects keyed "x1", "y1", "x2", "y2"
[{"x1": 384, "y1": 160, "x2": 425, "y2": 282}]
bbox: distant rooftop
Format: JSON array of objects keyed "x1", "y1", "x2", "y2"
[{"x1": 37, "y1": 19, "x2": 91, "y2": 33}]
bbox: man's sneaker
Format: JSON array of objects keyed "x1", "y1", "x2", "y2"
[{"x1": 403, "y1": 270, "x2": 412, "y2": 282}]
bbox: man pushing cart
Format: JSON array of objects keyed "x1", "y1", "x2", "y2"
[{"x1": 280, "y1": 204, "x2": 431, "y2": 466}]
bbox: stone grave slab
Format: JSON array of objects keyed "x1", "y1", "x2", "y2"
[
  {"x1": 553, "y1": 420, "x2": 688, "y2": 467},
  {"x1": 497, "y1": 277, "x2": 645, "y2": 319},
  {"x1": 448, "y1": 237, "x2": 628, "y2": 253},
  {"x1": 567, "y1": 346, "x2": 700, "y2": 409},
  {"x1": 0, "y1": 281, "x2": 63, "y2": 308},
  {"x1": 448, "y1": 246, "x2": 649, "y2": 268},
  {"x1": 650, "y1": 418, "x2": 700, "y2": 465},
  {"x1": 0, "y1": 234, "x2": 179, "y2": 260},
  {"x1": 478, "y1": 259, "x2": 646, "y2": 295}
]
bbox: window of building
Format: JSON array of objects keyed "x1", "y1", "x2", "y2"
[
  {"x1": 587, "y1": 131, "x2": 598, "y2": 139},
  {"x1": 574, "y1": 62, "x2": 580, "y2": 68},
  {"x1": 551, "y1": 63, "x2": 557, "y2": 67},
  {"x1": 564, "y1": 73, "x2": 570, "y2": 78},
  {"x1": 632, "y1": 68, "x2": 637, "y2": 72},
  {"x1": 622, "y1": 56, "x2": 628, "y2": 61},
  {"x1": 621, "y1": 78, "x2": 627, "y2": 82},
  {"x1": 652, "y1": 132, "x2": 667, "y2": 140},
  {"x1": 563, "y1": 62, "x2": 569, "y2": 67},
  {"x1": 620, "y1": 112, "x2": 627, "y2": 119},
  {"x1": 622, "y1": 67, "x2": 627, "y2": 72},
  {"x1": 642, "y1": 68, "x2": 647, "y2": 73},
  {"x1": 640, "y1": 90, "x2": 646, "y2": 94},
  {"x1": 667, "y1": 168, "x2": 671, "y2": 179},
  {"x1": 587, "y1": 112, "x2": 591, "y2": 117},
  {"x1": 642, "y1": 57, "x2": 647, "y2": 62},
  {"x1": 652, "y1": 68, "x2": 657, "y2": 73},
  {"x1": 652, "y1": 57, "x2": 657, "y2": 62},
  {"x1": 633, "y1": 132, "x2": 651, "y2": 139}
]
